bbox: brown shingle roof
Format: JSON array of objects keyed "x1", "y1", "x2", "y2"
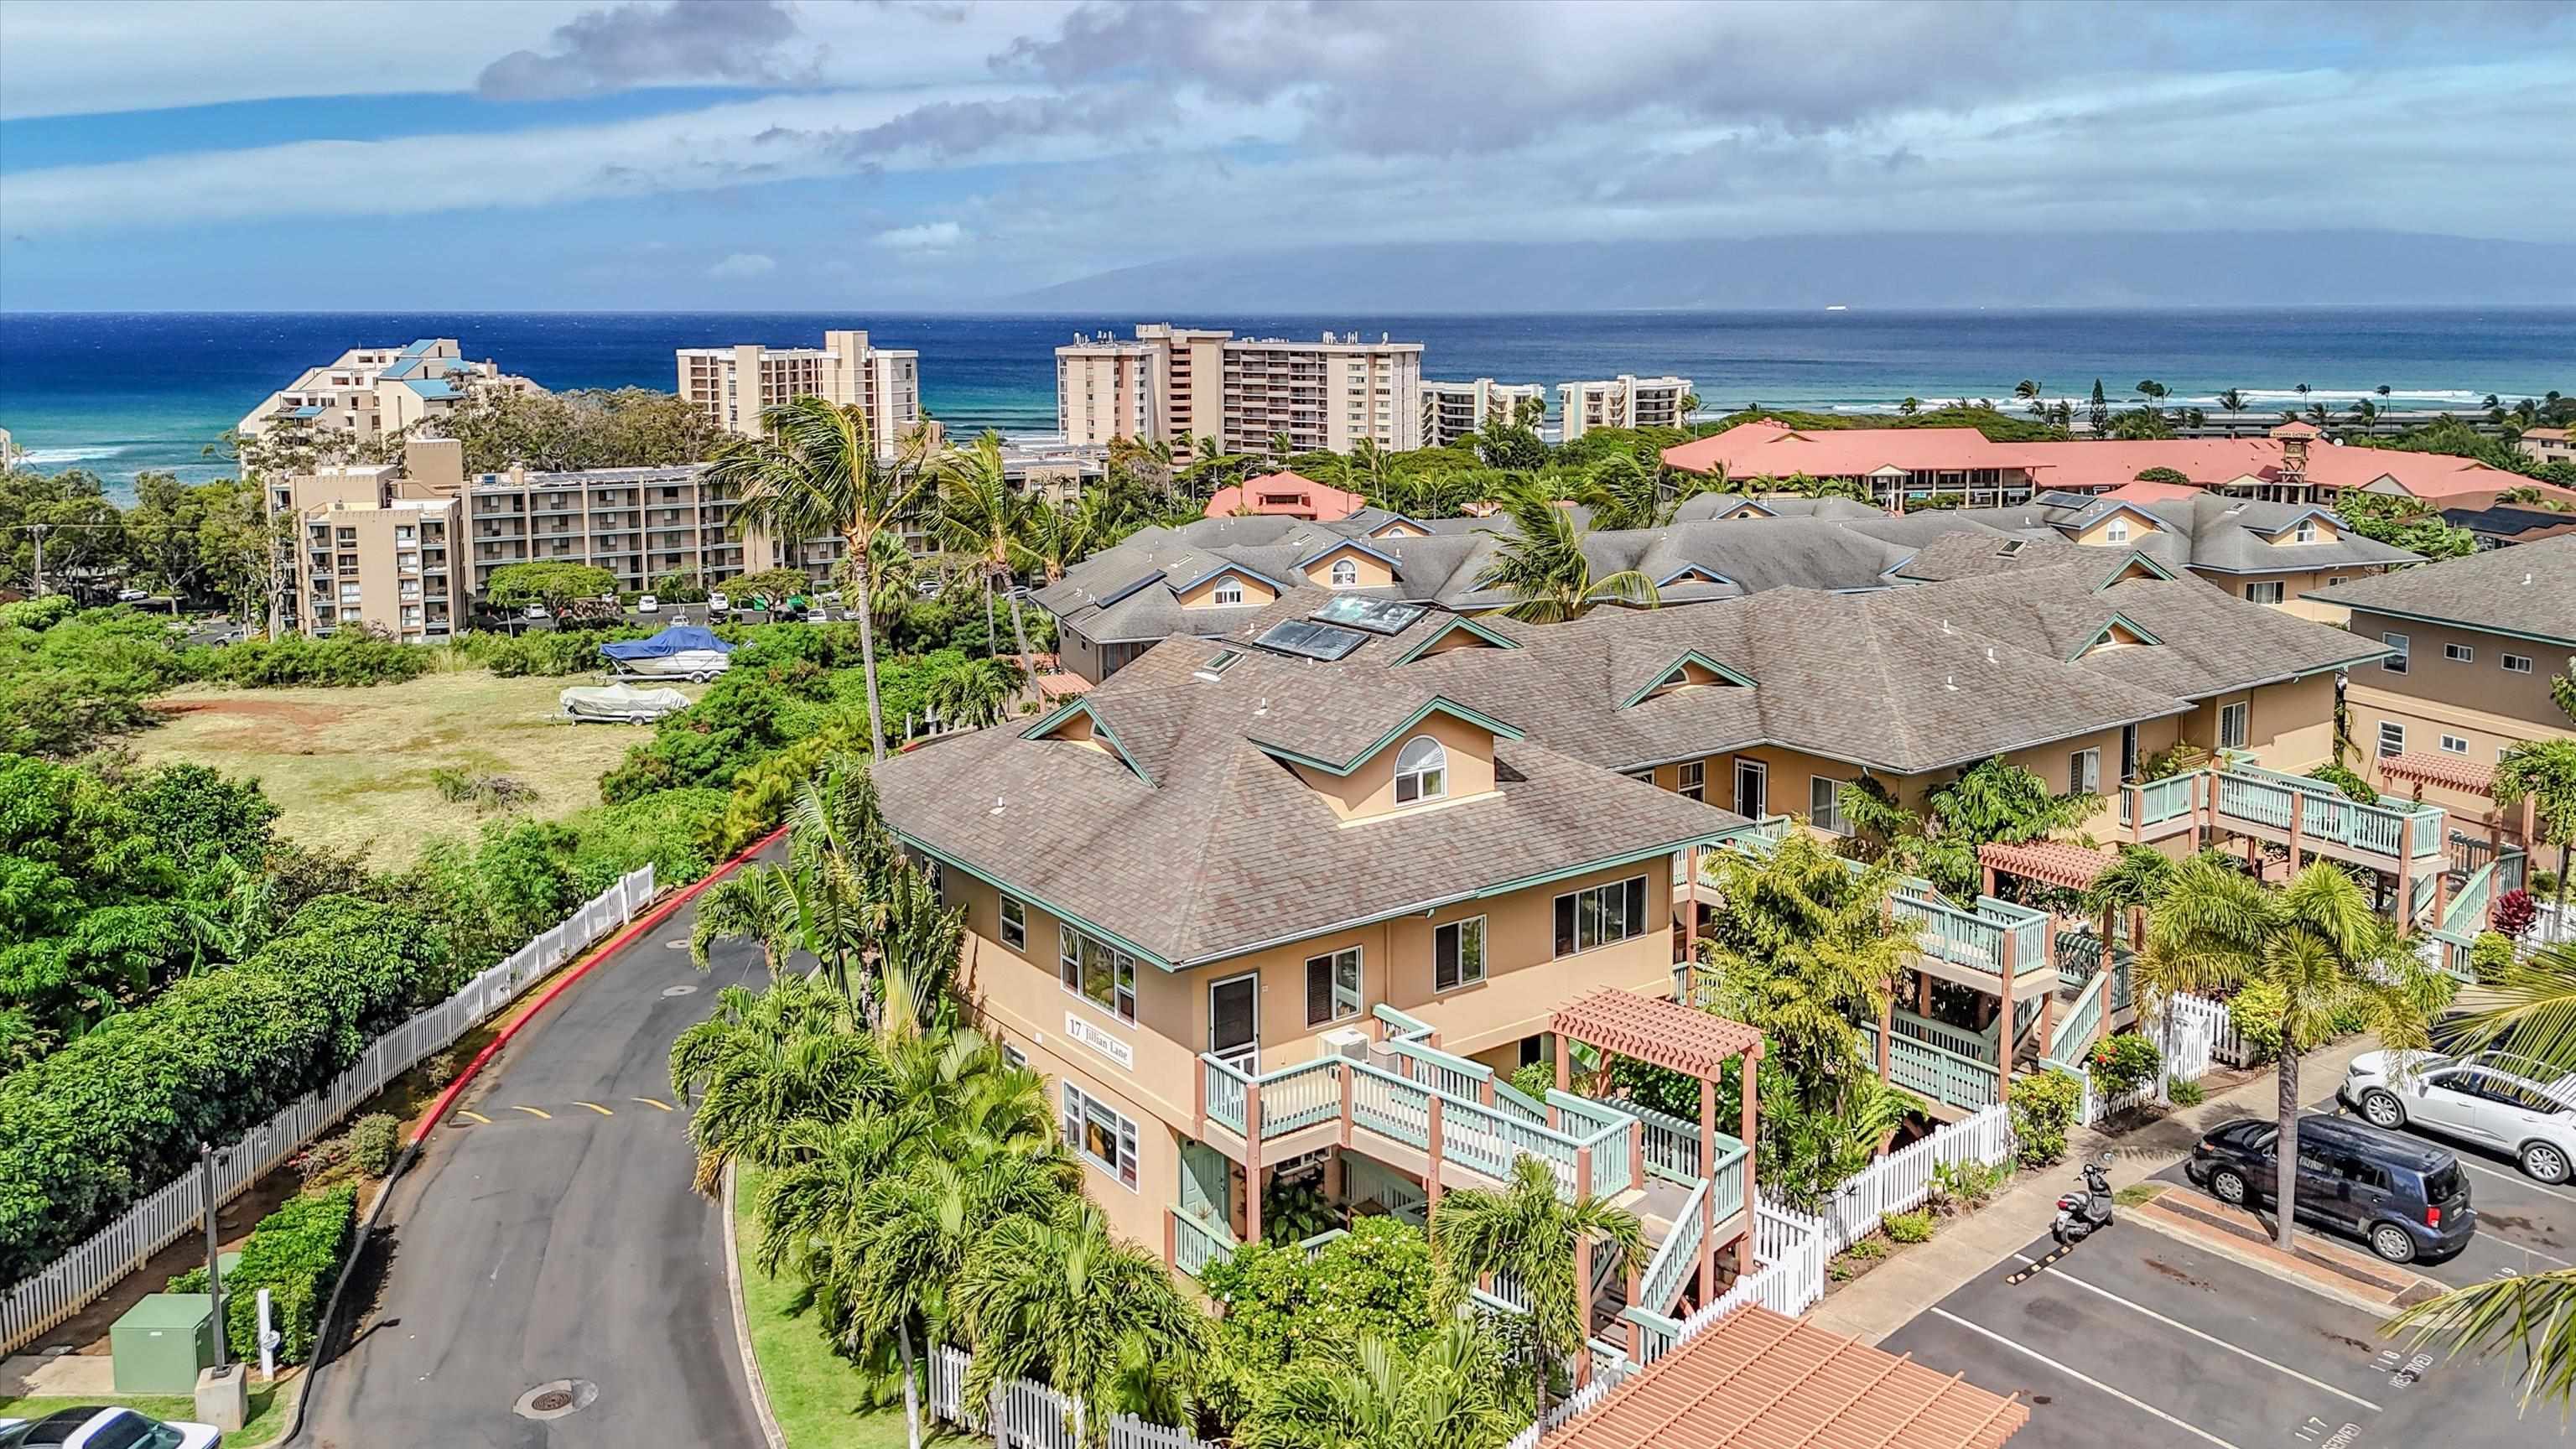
[
  {"x1": 1550, "y1": 988, "x2": 1762, "y2": 1078},
  {"x1": 2306, "y1": 534, "x2": 2576, "y2": 646},
  {"x1": 1546, "y1": 1305, "x2": 2028, "y2": 1449}
]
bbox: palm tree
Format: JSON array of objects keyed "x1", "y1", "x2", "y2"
[
  {"x1": 2217, "y1": 387, "x2": 2247, "y2": 415},
  {"x1": 667, "y1": 977, "x2": 883, "y2": 1194},
  {"x1": 923, "y1": 654, "x2": 1021, "y2": 735},
  {"x1": 1576, "y1": 455, "x2": 1681, "y2": 531},
  {"x1": 2144, "y1": 859, "x2": 2440, "y2": 1249},
  {"x1": 1898, "y1": 397, "x2": 1920, "y2": 416},
  {"x1": 1430, "y1": 1156, "x2": 1642, "y2": 1422},
  {"x1": 1691, "y1": 830, "x2": 1907, "y2": 1092},
  {"x1": 2497, "y1": 740, "x2": 2576, "y2": 921},
  {"x1": 936, "y1": 431, "x2": 1036, "y2": 673},
  {"x1": 1239, "y1": 1323, "x2": 1518, "y2": 1449},
  {"x1": 956, "y1": 1196, "x2": 1208, "y2": 1444},
  {"x1": 688, "y1": 865, "x2": 801, "y2": 980},
  {"x1": 709, "y1": 397, "x2": 934, "y2": 760},
  {"x1": 1472, "y1": 482, "x2": 1658, "y2": 624},
  {"x1": 1021, "y1": 498, "x2": 1104, "y2": 586},
  {"x1": 1675, "y1": 392, "x2": 1702, "y2": 428}
]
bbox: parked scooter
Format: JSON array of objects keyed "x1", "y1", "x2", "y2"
[{"x1": 2051, "y1": 1154, "x2": 2116, "y2": 1245}]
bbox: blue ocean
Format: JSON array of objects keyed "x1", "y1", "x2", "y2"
[{"x1": 2, "y1": 309, "x2": 2570, "y2": 498}]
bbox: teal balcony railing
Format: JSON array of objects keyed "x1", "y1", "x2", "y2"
[{"x1": 2214, "y1": 762, "x2": 2445, "y2": 861}]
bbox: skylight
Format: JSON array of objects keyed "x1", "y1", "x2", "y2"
[
  {"x1": 1254, "y1": 619, "x2": 1368, "y2": 661},
  {"x1": 1194, "y1": 648, "x2": 1243, "y2": 681},
  {"x1": 1311, "y1": 595, "x2": 1428, "y2": 635},
  {"x1": 1995, "y1": 540, "x2": 2027, "y2": 557}
]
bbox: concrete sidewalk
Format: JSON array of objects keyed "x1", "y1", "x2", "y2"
[{"x1": 1807, "y1": 1035, "x2": 2378, "y2": 1345}]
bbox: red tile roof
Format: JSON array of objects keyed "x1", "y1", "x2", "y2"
[
  {"x1": 2378, "y1": 751, "x2": 2493, "y2": 795},
  {"x1": 1205, "y1": 470, "x2": 1368, "y2": 521},
  {"x1": 1546, "y1": 1305, "x2": 2028, "y2": 1449},
  {"x1": 1979, "y1": 839, "x2": 2116, "y2": 891},
  {"x1": 1550, "y1": 987, "x2": 1762, "y2": 1078}
]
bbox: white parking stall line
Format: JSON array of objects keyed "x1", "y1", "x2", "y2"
[
  {"x1": 1928, "y1": 1307, "x2": 2247, "y2": 1449},
  {"x1": 2459, "y1": 1159, "x2": 2576, "y2": 1206},
  {"x1": 2480, "y1": 1232, "x2": 2573, "y2": 1269},
  {"x1": 2011, "y1": 1254, "x2": 2382, "y2": 1412}
]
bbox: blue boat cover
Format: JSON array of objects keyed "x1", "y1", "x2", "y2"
[{"x1": 599, "y1": 625, "x2": 734, "y2": 661}]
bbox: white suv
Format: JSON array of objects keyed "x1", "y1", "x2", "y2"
[{"x1": 2343, "y1": 1048, "x2": 2576, "y2": 1183}]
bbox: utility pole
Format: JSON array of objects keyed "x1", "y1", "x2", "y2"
[
  {"x1": 26, "y1": 522, "x2": 47, "y2": 598},
  {"x1": 199, "y1": 1142, "x2": 228, "y2": 1368}
]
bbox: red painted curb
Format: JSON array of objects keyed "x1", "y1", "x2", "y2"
[{"x1": 408, "y1": 823, "x2": 792, "y2": 1146}]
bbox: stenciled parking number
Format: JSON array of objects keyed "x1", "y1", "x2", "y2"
[
  {"x1": 2293, "y1": 1420, "x2": 2361, "y2": 1449},
  {"x1": 2370, "y1": 1348, "x2": 2436, "y2": 1389}
]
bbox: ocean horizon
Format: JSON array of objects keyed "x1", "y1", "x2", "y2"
[{"x1": 3, "y1": 307, "x2": 2570, "y2": 499}]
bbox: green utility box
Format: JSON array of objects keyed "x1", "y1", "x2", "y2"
[{"x1": 111, "y1": 1293, "x2": 216, "y2": 1394}]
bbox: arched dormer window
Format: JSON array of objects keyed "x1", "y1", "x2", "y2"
[
  {"x1": 1393, "y1": 735, "x2": 1448, "y2": 803},
  {"x1": 1331, "y1": 558, "x2": 1359, "y2": 586},
  {"x1": 1213, "y1": 578, "x2": 1244, "y2": 605}
]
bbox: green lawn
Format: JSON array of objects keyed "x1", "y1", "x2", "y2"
[
  {"x1": 0, "y1": 1380, "x2": 289, "y2": 1444},
  {"x1": 733, "y1": 1169, "x2": 919, "y2": 1449}
]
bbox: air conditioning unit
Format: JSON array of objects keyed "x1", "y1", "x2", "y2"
[{"x1": 1321, "y1": 1027, "x2": 1371, "y2": 1062}]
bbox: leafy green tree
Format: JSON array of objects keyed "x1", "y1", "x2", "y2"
[
  {"x1": 1473, "y1": 482, "x2": 1658, "y2": 623},
  {"x1": 1837, "y1": 756, "x2": 2092, "y2": 901},
  {"x1": 1691, "y1": 831, "x2": 1905, "y2": 1093},
  {"x1": 486, "y1": 560, "x2": 621, "y2": 611},
  {"x1": 122, "y1": 473, "x2": 271, "y2": 617},
  {"x1": 2144, "y1": 859, "x2": 2441, "y2": 1250},
  {"x1": 708, "y1": 397, "x2": 936, "y2": 761},
  {"x1": 1428, "y1": 1156, "x2": 1640, "y2": 1422},
  {"x1": 2496, "y1": 739, "x2": 2576, "y2": 919},
  {"x1": 424, "y1": 382, "x2": 719, "y2": 474},
  {"x1": 1239, "y1": 1324, "x2": 1518, "y2": 1449}
]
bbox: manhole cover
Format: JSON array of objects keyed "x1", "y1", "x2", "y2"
[
  {"x1": 514, "y1": 1379, "x2": 597, "y2": 1420},
  {"x1": 662, "y1": 984, "x2": 699, "y2": 997}
]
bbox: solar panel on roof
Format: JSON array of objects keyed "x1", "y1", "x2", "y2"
[
  {"x1": 1254, "y1": 619, "x2": 1368, "y2": 661},
  {"x1": 1311, "y1": 595, "x2": 1428, "y2": 635}
]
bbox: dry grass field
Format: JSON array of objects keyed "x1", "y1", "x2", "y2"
[{"x1": 129, "y1": 670, "x2": 698, "y2": 870}]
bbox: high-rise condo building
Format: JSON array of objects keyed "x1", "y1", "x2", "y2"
[
  {"x1": 675, "y1": 330, "x2": 924, "y2": 453},
  {"x1": 237, "y1": 338, "x2": 540, "y2": 443},
  {"x1": 1222, "y1": 332, "x2": 1425, "y2": 454},
  {"x1": 1420, "y1": 378, "x2": 1545, "y2": 448},
  {"x1": 1053, "y1": 325, "x2": 1233, "y2": 447},
  {"x1": 1558, "y1": 375, "x2": 1696, "y2": 440}
]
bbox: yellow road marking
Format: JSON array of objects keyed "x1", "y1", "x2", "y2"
[
  {"x1": 573, "y1": 1100, "x2": 615, "y2": 1116},
  {"x1": 629, "y1": 1097, "x2": 674, "y2": 1112},
  {"x1": 454, "y1": 1109, "x2": 493, "y2": 1126},
  {"x1": 509, "y1": 1104, "x2": 553, "y2": 1119}
]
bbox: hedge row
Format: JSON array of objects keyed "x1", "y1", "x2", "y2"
[
  {"x1": 167, "y1": 1184, "x2": 358, "y2": 1364},
  {"x1": 0, "y1": 897, "x2": 439, "y2": 1282}
]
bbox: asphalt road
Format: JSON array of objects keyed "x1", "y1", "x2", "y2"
[{"x1": 298, "y1": 882, "x2": 775, "y2": 1449}]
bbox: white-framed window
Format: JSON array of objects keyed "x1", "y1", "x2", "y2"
[
  {"x1": 1000, "y1": 896, "x2": 1027, "y2": 953},
  {"x1": 2293, "y1": 520, "x2": 2318, "y2": 543},
  {"x1": 1434, "y1": 917, "x2": 1487, "y2": 992},
  {"x1": 2104, "y1": 519, "x2": 2131, "y2": 543},
  {"x1": 2381, "y1": 631, "x2": 2409, "y2": 673},
  {"x1": 1330, "y1": 558, "x2": 1358, "y2": 586},
  {"x1": 2219, "y1": 701, "x2": 2250, "y2": 750},
  {"x1": 2441, "y1": 734, "x2": 2470, "y2": 755},
  {"x1": 1677, "y1": 760, "x2": 1704, "y2": 802},
  {"x1": 1213, "y1": 579, "x2": 1244, "y2": 605},
  {"x1": 1809, "y1": 775, "x2": 1848, "y2": 834},
  {"x1": 1394, "y1": 735, "x2": 1448, "y2": 804},
  {"x1": 2069, "y1": 748, "x2": 2101, "y2": 795},
  {"x1": 2246, "y1": 581, "x2": 2285, "y2": 605},
  {"x1": 1062, "y1": 1083, "x2": 1140, "y2": 1191},
  {"x1": 1002, "y1": 1042, "x2": 1028, "y2": 1070},
  {"x1": 1059, "y1": 926, "x2": 1138, "y2": 1024},
  {"x1": 2505, "y1": 653, "x2": 2535, "y2": 673},
  {"x1": 1306, "y1": 946, "x2": 1363, "y2": 1026},
  {"x1": 2378, "y1": 721, "x2": 2406, "y2": 757},
  {"x1": 1554, "y1": 875, "x2": 1649, "y2": 957},
  {"x1": 2444, "y1": 642, "x2": 2474, "y2": 663}
]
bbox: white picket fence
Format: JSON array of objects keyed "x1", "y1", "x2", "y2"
[
  {"x1": 0, "y1": 867, "x2": 655, "y2": 1354},
  {"x1": 927, "y1": 1343, "x2": 1220, "y2": 1449},
  {"x1": 1795, "y1": 1104, "x2": 2016, "y2": 1258}
]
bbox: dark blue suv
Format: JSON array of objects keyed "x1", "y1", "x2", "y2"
[{"x1": 2185, "y1": 1113, "x2": 2475, "y2": 1264}]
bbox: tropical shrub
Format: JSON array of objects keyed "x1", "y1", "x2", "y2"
[
  {"x1": 2304, "y1": 762, "x2": 2378, "y2": 803},
  {"x1": 1259, "y1": 1175, "x2": 1337, "y2": 1246},
  {"x1": 1927, "y1": 1157, "x2": 2003, "y2": 1214},
  {"x1": 2534, "y1": 870, "x2": 2561, "y2": 899},
  {"x1": 486, "y1": 561, "x2": 620, "y2": 611},
  {"x1": 598, "y1": 668, "x2": 816, "y2": 802},
  {"x1": 195, "y1": 627, "x2": 433, "y2": 688},
  {"x1": 0, "y1": 606, "x2": 195, "y2": 755},
  {"x1": 2133, "y1": 466, "x2": 2191, "y2": 484},
  {"x1": 2494, "y1": 888, "x2": 2537, "y2": 940},
  {"x1": 2470, "y1": 932, "x2": 2516, "y2": 984},
  {"x1": 2012, "y1": 1071, "x2": 2081, "y2": 1167},
  {"x1": 1883, "y1": 1209, "x2": 1935, "y2": 1244},
  {"x1": 2165, "y1": 1075, "x2": 2205, "y2": 1107},
  {"x1": 2087, "y1": 1031, "x2": 2163, "y2": 1098},
  {"x1": 564, "y1": 787, "x2": 729, "y2": 892},
  {"x1": 348, "y1": 1112, "x2": 402, "y2": 1176},
  {"x1": 169, "y1": 1185, "x2": 358, "y2": 1364},
  {"x1": 1202, "y1": 1217, "x2": 1444, "y2": 1426}
]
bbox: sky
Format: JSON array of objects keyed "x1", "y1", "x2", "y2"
[{"x1": 2, "y1": 0, "x2": 2572, "y2": 311}]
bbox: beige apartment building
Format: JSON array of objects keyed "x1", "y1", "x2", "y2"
[
  {"x1": 1420, "y1": 377, "x2": 1545, "y2": 448},
  {"x1": 1052, "y1": 325, "x2": 1240, "y2": 448},
  {"x1": 2310, "y1": 538, "x2": 2576, "y2": 853},
  {"x1": 237, "y1": 338, "x2": 539, "y2": 443},
  {"x1": 1222, "y1": 333, "x2": 1425, "y2": 455},
  {"x1": 676, "y1": 330, "x2": 924, "y2": 452},
  {"x1": 2521, "y1": 428, "x2": 2573, "y2": 467},
  {"x1": 1560, "y1": 375, "x2": 1693, "y2": 441}
]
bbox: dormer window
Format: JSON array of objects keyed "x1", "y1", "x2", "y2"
[
  {"x1": 2104, "y1": 520, "x2": 2130, "y2": 543},
  {"x1": 1213, "y1": 579, "x2": 1244, "y2": 605},
  {"x1": 1394, "y1": 735, "x2": 1447, "y2": 803},
  {"x1": 2293, "y1": 520, "x2": 2318, "y2": 543},
  {"x1": 1331, "y1": 558, "x2": 1358, "y2": 586}
]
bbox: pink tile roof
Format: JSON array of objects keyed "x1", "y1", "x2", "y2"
[
  {"x1": 1660, "y1": 420, "x2": 2030, "y2": 479},
  {"x1": 1205, "y1": 470, "x2": 1368, "y2": 521},
  {"x1": 2102, "y1": 480, "x2": 2201, "y2": 503}
]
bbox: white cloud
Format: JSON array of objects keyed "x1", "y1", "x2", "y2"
[
  {"x1": 705, "y1": 251, "x2": 775, "y2": 278},
  {"x1": 873, "y1": 221, "x2": 967, "y2": 252}
]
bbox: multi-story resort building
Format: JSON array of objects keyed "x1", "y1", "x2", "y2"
[
  {"x1": 236, "y1": 338, "x2": 539, "y2": 443},
  {"x1": 876, "y1": 548, "x2": 2422, "y2": 1333},
  {"x1": 2521, "y1": 427, "x2": 2573, "y2": 466},
  {"x1": 1052, "y1": 325, "x2": 1235, "y2": 447},
  {"x1": 1420, "y1": 377, "x2": 1545, "y2": 448},
  {"x1": 2311, "y1": 537, "x2": 2576, "y2": 856},
  {"x1": 1032, "y1": 491, "x2": 2423, "y2": 687},
  {"x1": 1561, "y1": 375, "x2": 1695, "y2": 441},
  {"x1": 1222, "y1": 333, "x2": 1426, "y2": 455},
  {"x1": 675, "y1": 330, "x2": 923, "y2": 451},
  {"x1": 1662, "y1": 418, "x2": 2551, "y2": 512}
]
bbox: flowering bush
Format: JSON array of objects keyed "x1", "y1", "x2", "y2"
[
  {"x1": 2494, "y1": 888, "x2": 2537, "y2": 941},
  {"x1": 2088, "y1": 1031, "x2": 2163, "y2": 1098}
]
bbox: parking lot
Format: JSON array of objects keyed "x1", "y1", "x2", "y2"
[{"x1": 1881, "y1": 1086, "x2": 2571, "y2": 1449}]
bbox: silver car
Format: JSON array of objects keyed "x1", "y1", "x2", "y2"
[{"x1": 2341, "y1": 1048, "x2": 2576, "y2": 1184}]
